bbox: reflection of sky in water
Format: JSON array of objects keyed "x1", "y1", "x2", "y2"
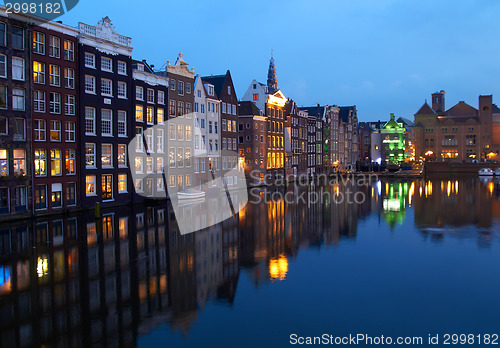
[{"x1": 0, "y1": 266, "x2": 10, "y2": 287}]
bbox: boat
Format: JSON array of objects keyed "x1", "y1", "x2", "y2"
[
  {"x1": 177, "y1": 188, "x2": 206, "y2": 200},
  {"x1": 478, "y1": 168, "x2": 494, "y2": 176},
  {"x1": 494, "y1": 169, "x2": 500, "y2": 176}
]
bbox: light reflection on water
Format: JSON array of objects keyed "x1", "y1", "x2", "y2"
[{"x1": 0, "y1": 177, "x2": 500, "y2": 347}]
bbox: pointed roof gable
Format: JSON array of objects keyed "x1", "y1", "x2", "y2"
[
  {"x1": 415, "y1": 102, "x2": 435, "y2": 115},
  {"x1": 200, "y1": 74, "x2": 226, "y2": 98},
  {"x1": 443, "y1": 101, "x2": 478, "y2": 117},
  {"x1": 382, "y1": 113, "x2": 404, "y2": 130}
]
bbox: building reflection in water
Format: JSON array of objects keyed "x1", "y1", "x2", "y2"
[{"x1": 0, "y1": 177, "x2": 500, "y2": 346}]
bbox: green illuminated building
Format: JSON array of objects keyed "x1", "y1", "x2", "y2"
[{"x1": 381, "y1": 113, "x2": 406, "y2": 163}]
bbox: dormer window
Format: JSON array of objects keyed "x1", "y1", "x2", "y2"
[
  {"x1": 137, "y1": 64, "x2": 144, "y2": 71},
  {"x1": 208, "y1": 86, "x2": 214, "y2": 96}
]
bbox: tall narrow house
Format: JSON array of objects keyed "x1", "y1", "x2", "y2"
[
  {"x1": 202, "y1": 70, "x2": 240, "y2": 188},
  {"x1": 31, "y1": 21, "x2": 79, "y2": 214},
  {"x1": 0, "y1": 12, "x2": 32, "y2": 220},
  {"x1": 242, "y1": 55, "x2": 287, "y2": 180},
  {"x1": 77, "y1": 17, "x2": 133, "y2": 208}
]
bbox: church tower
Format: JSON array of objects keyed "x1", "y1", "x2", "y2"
[{"x1": 267, "y1": 52, "x2": 278, "y2": 94}]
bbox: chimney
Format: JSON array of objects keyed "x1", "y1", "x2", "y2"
[{"x1": 431, "y1": 90, "x2": 445, "y2": 113}]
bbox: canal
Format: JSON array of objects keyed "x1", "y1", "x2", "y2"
[{"x1": 1, "y1": 177, "x2": 500, "y2": 347}]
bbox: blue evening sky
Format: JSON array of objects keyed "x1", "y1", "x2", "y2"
[{"x1": 59, "y1": 0, "x2": 500, "y2": 122}]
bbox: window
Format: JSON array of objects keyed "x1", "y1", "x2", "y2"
[
  {"x1": 34, "y1": 90, "x2": 45, "y2": 112},
  {"x1": 33, "y1": 61, "x2": 45, "y2": 83},
  {"x1": 65, "y1": 122, "x2": 75, "y2": 142},
  {"x1": 147, "y1": 106, "x2": 154, "y2": 124},
  {"x1": 50, "y1": 120, "x2": 61, "y2": 141},
  {"x1": 117, "y1": 81, "x2": 127, "y2": 98},
  {"x1": 136, "y1": 178, "x2": 144, "y2": 192},
  {"x1": 101, "y1": 78, "x2": 112, "y2": 96},
  {"x1": 85, "y1": 52, "x2": 95, "y2": 68},
  {"x1": 186, "y1": 83, "x2": 191, "y2": 94},
  {"x1": 101, "y1": 57, "x2": 112, "y2": 72},
  {"x1": 33, "y1": 32, "x2": 45, "y2": 54},
  {"x1": 102, "y1": 144, "x2": 112, "y2": 167},
  {"x1": 169, "y1": 123, "x2": 176, "y2": 140},
  {"x1": 64, "y1": 68, "x2": 74, "y2": 88},
  {"x1": 136, "y1": 86, "x2": 143, "y2": 100},
  {"x1": 12, "y1": 57, "x2": 24, "y2": 81},
  {"x1": 157, "y1": 108, "x2": 164, "y2": 123},
  {"x1": 49, "y1": 36, "x2": 60, "y2": 58},
  {"x1": 85, "y1": 143, "x2": 96, "y2": 168},
  {"x1": 146, "y1": 157, "x2": 153, "y2": 173},
  {"x1": 13, "y1": 149, "x2": 25, "y2": 176},
  {"x1": 35, "y1": 185, "x2": 47, "y2": 210},
  {"x1": 118, "y1": 111, "x2": 127, "y2": 136},
  {"x1": 0, "y1": 149, "x2": 7, "y2": 176},
  {"x1": 85, "y1": 107, "x2": 96, "y2": 135},
  {"x1": 85, "y1": 75, "x2": 95, "y2": 93},
  {"x1": 65, "y1": 149, "x2": 76, "y2": 174},
  {"x1": 34, "y1": 149, "x2": 46, "y2": 176},
  {"x1": 86, "y1": 176, "x2": 96, "y2": 196},
  {"x1": 118, "y1": 174, "x2": 127, "y2": 193},
  {"x1": 0, "y1": 86, "x2": 5, "y2": 109},
  {"x1": 177, "y1": 148, "x2": 184, "y2": 167},
  {"x1": 145, "y1": 128, "x2": 153, "y2": 152},
  {"x1": 209, "y1": 121, "x2": 213, "y2": 134},
  {"x1": 178, "y1": 81, "x2": 184, "y2": 95},
  {"x1": 118, "y1": 145, "x2": 127, "y2": 167},
  {"x1": 177, "y1": 124, "x2": 184, "y2": 140},
  {"x1": 101, "y1": 109, "x2": 112, "y2": 136},
  {"x1": 50, "y1": 149, "x2": 62, "y2": 176},
  {"x1": 48, "y1": 64, "x2": 60, "y2": 86},
  {"x1": 147, "y1": 88, "x2": 154, "y2": 103},
  {"x1": 169, "y1": 100, "x2": 176, "y2": 116},
  {"x1": 49, "y1": 92, "x2": 61, "y2": 113},
  {"x1": 117, "y1": 61, "x2": 127, "y2": 75},
  {"x1": 65, "y1": 95, "x2": 75, "y2": 115},
  {"x1": 232, "y1": 104, "x2": 237, "y2": 115},
  {"x1": 186, "y1": 148, "x2": 191, "y2": 167},
  {"x1": 177, "y1": 101, "x2": 184, "y2": 116},
  {"x1": 34, "y1": 119, "x2": 46, "y2": 141},
  {"x1": 135, "y1": 105, "x2": 143, "y2": 121},
  {"x1": 186, "y1": 125, "x2": 192, "y2": 141},
  {"x1": 156, "y1": 129, "x2": 164, "y2": 153},
  {"x1": 186, "y1": 102, "x2": 192, "y2": 115},
  {"x1": 158, "y1": 91, "x2": 165, "y2": 104},
  {"x1": 12, "y1": 26, "x2": 24, "y2": 50},
  {"x1": 169, "y1": 147, "x2": 175, "y2": 168},
  {"x1": 66, "y1": 183, "x2": 76, "y2": 206},
  {"x1": 12, "y1": 88, "x2": 24, "y2": 110},
  {"x1": 0, "y1": 116, "x2": 6, "y2": 135},
  {"x1": 135, "y1": 127, "x2": 143, "y2": 152},
  {"x1": 135, "y1": 156, "x2": 143, "y2": 173},
  {"x1": 64, "y1": 40, "x2": 74, "y2": 61},
  {"x1": 0, "y1": 23, "x2": 5, "y2": 47},
  {"x1": 170, "y1": 79, "x2": 175, "y2": 90}
]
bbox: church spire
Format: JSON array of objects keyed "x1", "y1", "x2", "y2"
[{"x1": 267, "y1": 51, "x2": 278, "y2": 94}]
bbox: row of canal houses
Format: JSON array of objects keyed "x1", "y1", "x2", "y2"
[{"x1": 0, "y1": 9, "x2": 360, "y2": 222}]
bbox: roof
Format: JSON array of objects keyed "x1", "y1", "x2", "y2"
[
  {"x1": 415, "y1": 102, "x2": 435, "y2": 115},
  {"x1": 443, "y1": 101, "x2": 478, "y2": 117},
  {"x1": 492, "y1": 104, "x2": 500, "y2": 114},
  {"x1": 397, "y1": 117, "x2": 414, "y2": 127},
  {"x1": 201, "y1": 73, "x2": 227, "y2": 98},
  {"x1": 299, "y1": 106, "x2": 323, "y2": 119},
  {"x1": 239, "y1": 101, "x2": 261, "y2": 116},
  {"x1": 201, "y1": 80, "x2": 219, "y2": 100},
  {"x1": 339, "y1": 106, "x2": 356, "y2": 123}
]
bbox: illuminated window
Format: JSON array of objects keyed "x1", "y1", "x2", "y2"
[
  {"x1": 50, "y1": 149, "x2": 62, "y2": 176},
  {"x1": 118, "y1": 174, "x2": 127, "y2": 193},
  {"x1": 86, "y1": 175, "x2": 96, "y2": 196}
]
